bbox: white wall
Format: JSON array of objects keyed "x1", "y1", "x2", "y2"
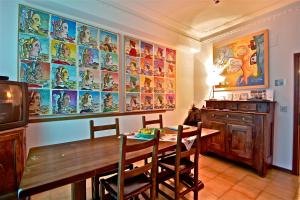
[
  {"x1": 194, "y1": 2, "x2": 300, "y2": 170},
  {"x1": 0, "y1": 0, "x2": 195, "y2": 150}
]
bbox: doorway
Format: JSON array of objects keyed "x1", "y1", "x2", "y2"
[{"x1": 293, "y1": 53, "x2": 300, "y2": 175}]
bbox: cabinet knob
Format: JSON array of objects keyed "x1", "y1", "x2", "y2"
[
  {"x1": 226, "y1": 114, "x2": 229, "y2": 118},
  {"x1": 242, "y1": 117, "x2": 245, "y2": 121}
]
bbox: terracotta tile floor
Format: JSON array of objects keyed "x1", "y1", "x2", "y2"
[{"x1": 31, "y1": 155, "x2": 300, "y2": 200}]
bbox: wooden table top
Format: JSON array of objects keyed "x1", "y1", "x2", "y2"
[{"x1": 18, "y1": 127, "x2": 219, "y2": 198}]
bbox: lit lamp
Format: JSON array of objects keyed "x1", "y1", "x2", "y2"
[{"x1": 206, "y1": 67, "x2": 224, "y2": 100}]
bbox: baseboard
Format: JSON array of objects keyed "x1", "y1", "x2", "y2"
[{"x1": 271, "y1": 164, "x2": 294, "y2": 174}]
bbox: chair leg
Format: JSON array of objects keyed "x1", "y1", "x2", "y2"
[
  {"x1": 174, "y1": 175, "x2": 180, "y2": 200},
  {"x1": 92, "y1": 176, "x2": 100, "y2": 200},
  {"x1": 99, "y1": 180, "x2": 106, "y2": 200}
]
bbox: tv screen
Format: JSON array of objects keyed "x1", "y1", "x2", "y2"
[{"x1": 0, "y1": 81, "x2": 28, "y2": 131}]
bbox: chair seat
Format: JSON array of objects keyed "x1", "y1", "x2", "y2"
[
  {"x1": 101, "y1": 173, "x2": 151, "y2": 198},
  {"x1": 159, "y1": 155, "x2": 195, "y2": 173}
]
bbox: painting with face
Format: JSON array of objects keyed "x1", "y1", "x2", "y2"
[
  {"x1": 99, "y1": 30, "x2": 118, "y2": 53},
  {"x1": 79, "y1": 91, "x2": 100, "y2": 113},
  {"x1": 50, "y1": 15, "x2": 76, "y2": 43},
  {"x1": 154, "y1": 94, "x2": 165, "y2": 110},
  {"x1": 101, "y1": 92, "x2": 119, "y2": 112},
  {"x1": 51, "y1": 40, "x2": 76, "y2": 66},
  {"x1": 77, "y1": 23, "x2": 98, "y2": 48},
  {"x1": 100, "y1": 52, "x2": 119, "y2": 72},
  {"x1": 165, "y1": 94, "x2": 175, "y2": 109},
  {"x1": 154, "y1": 59, "x2": 164, "y2": 77},
  {"x1": 154, "y1": 45, "x2": 165, "y2": 60},
  {"x1": 166, "y1": 48, "x2": 176, "y2": 64},
  {"x1": 79, "y1": 68, "x2": 100, "y2": 91},
  {"x1": 19, "y1": 5, "x2": 49, "y2": 37},
  {"x1": 19, "y1": 34, "x2": 49, "y2": 62},
  {"x1": 141, "y1": 58, "x2": 153, "y2": 76},
  {"x1": 52, "y1": 90, "x2": 77, "y2": 114},
  {"x1": 28, "y1": 89, "x2": 50, "y2": 115},
  {"x1": 141, "y1": 94, "x2": 153, "y2": 110},
  {"x1": 125, "y1": 93, "x2": 140, "y2": 112},
  {"x1": 125, "y1": 56, "x2": 140, "y2": 75},
  {"x1": 51, "y1": 64, "x2": 77, "y2": 90},
  {"x1": 154, "y1": 77, "x2": 165, "y2": 93},
  {"x1": 125, "y1": 74, "x2": 140, "y2": 93},
  {"x1": 124, "y1": 36, "x2": 140, "y2": 57},
  {"x1": 165, "y1": 78, "x2": 175, "y2": 94},
  {"x1": 141, "y1": 41, "x2": 153, "y2": 59},
  {"x1": 140, "y1": 75, "x2": 153, "y2": 93},
  {"x1": 20, "y1": 61, "x2": 50, "y2": 88},
  {"x1": 78, "y1": 46, "x2": 99, "y2": 69},
  {"x1": 101, "y1": 71, "x2": 119, "y2": 92},
  {"x1": 166, "y1": 62, "x2": 176, "y2": 78}
]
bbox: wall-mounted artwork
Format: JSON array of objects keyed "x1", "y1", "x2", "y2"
[
  {"x1": 101, "y1": 92, "x2": 119, "y2": 112},
  {"x1": 52, "y1": 90, "x2": 77, "y2": 114},
  {"x1": 213, "y1": 29, "x2": 269, "y2": 90},
  {"x1": 77, "y1": 23, "x2": 98, "y2": 48},
  {"x1": 20, "y1": 61, "x2": 50, "y2": 88},
  {"x1": 124, "y1": 36, "x2": 176, "y2": 111},
  {"x1": 18, "y1": 5, "x2": 175, "y2": 116},
  {"x1": 125, "y1": 93, "x2": 140, "y2": 112},
  {"x1": 79, "y1": 91, "x2": 100, "y2": 113},
  {"x1": 18, "y1": 5, "x2": 120, "y2": 116},
  {"x1": 50, "y1": 15, "x2": 76, "y2": 43},
  {"x1": 28, "y1": 88, "x2": 50, "y2": 115}
]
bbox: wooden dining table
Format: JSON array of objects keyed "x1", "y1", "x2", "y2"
[{"x1": 18, "y1": 127, "x2": 219, "y2": 200}]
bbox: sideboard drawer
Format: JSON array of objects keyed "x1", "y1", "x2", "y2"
[
  {"x1": 225, "y1": 102, "x2": 238, "y2": 110},
  {"x1": 238, "y1": 103, "x2": 257, "y2": 111}
]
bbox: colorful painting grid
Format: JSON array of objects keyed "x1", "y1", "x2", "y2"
[
  {"x1": 124, "y1": 36, "x2": 176, "y2": 111},
  {"x1": 18, "y1": 4, "x2": 120, "y2": 115},
  {"x1": 18, "y1": 5, "x2": 176, "y2": 116}
]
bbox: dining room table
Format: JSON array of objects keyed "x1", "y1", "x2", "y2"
[{"x1": 18, "y1": 127, "x2": 219, "y2": 200}]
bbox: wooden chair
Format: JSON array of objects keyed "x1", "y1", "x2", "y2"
[
  {"x1": 100, "y1": 130, "x2": 160, "y2": 200},
  {"x1": 142, "y1": 114, "x2": 163, "y2": 128},
  {"x1": 90, "y1": 119, "x2": 132, "y2": 200},
  {"x1": 157, "y1": 122, "x2": 204, "y2": 200}
]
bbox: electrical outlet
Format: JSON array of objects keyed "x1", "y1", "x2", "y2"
[
  {"x1": 280, "y1": 105, "x2": 288, "y2": 112},
  {"x1": 275, "y1": 79, "x2": 285, "y2": 86}
]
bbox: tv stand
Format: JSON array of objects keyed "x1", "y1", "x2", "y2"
[{"x1": 0, "y1": 127, "x2": 26, "y2": 197}]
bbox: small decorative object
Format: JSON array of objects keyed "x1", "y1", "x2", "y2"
[
  {"x1": 226, "y1": 93, "x2": 233, "y2": 100},
  {"x1": 232, "y1": 93, "x2": 240, "y2": 100},
  {"x1": 240, "y1": 93, "x2": 249, "y2": 100},
  {"x1": 213, "y1": 29, "x2": 269, "y2": 90}
]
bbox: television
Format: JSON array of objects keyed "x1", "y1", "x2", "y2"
[{"x1": 0, "y1": 80, "x2": 29, "y2": 131}]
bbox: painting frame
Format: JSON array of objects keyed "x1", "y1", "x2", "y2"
[{"x1": 213, "y1": 29, "x2": 269, "y2": 91}]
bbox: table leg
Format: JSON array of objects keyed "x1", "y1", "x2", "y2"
[{"x1": 71, "y1": 180, "x2": 86, "y2": 200}]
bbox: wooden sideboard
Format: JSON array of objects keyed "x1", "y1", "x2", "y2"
[
  {"x1": 201, "y1": 100, "x2": 275, "y2": 176},
  {"x1": 0, "y1": 127, "x2": 26, "y2": 198}
]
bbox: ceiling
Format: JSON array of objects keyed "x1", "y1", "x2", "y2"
[{"x1": 99, "y1": 0, "x2": 298, "y2": 41}]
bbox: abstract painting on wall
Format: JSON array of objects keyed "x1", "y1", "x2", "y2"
[{"x1": 213, "y1": 29, "x2": 269, "y2": 90}]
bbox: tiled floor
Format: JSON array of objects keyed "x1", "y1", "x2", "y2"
[{"x1": 31, "y1": 155, "x2": 300, "y2": 200}]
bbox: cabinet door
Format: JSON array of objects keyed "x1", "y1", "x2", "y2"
[
  {"x1": 227, "y1": 124, "x2": 253, "y2": 161},
  {"x1": 0, "y1": 130, "x2": 25, "y2": 195},
  {"x1": 207, "y1": 121, "x2": 226, "y2": 153}
]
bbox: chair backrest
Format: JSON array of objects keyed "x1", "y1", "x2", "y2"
[
  {"x1": 175, "y1": 122, "x2": 202, "y2": 174},
  {"x1": 117, "y1": 130, "x2": 160, "y2": 200},
  {"x1": 89, "y1": 118, "x2": 120, "y2": 139},
  {"x1": 142, "y1": 114, "x2": 163, "y2": 128}
]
